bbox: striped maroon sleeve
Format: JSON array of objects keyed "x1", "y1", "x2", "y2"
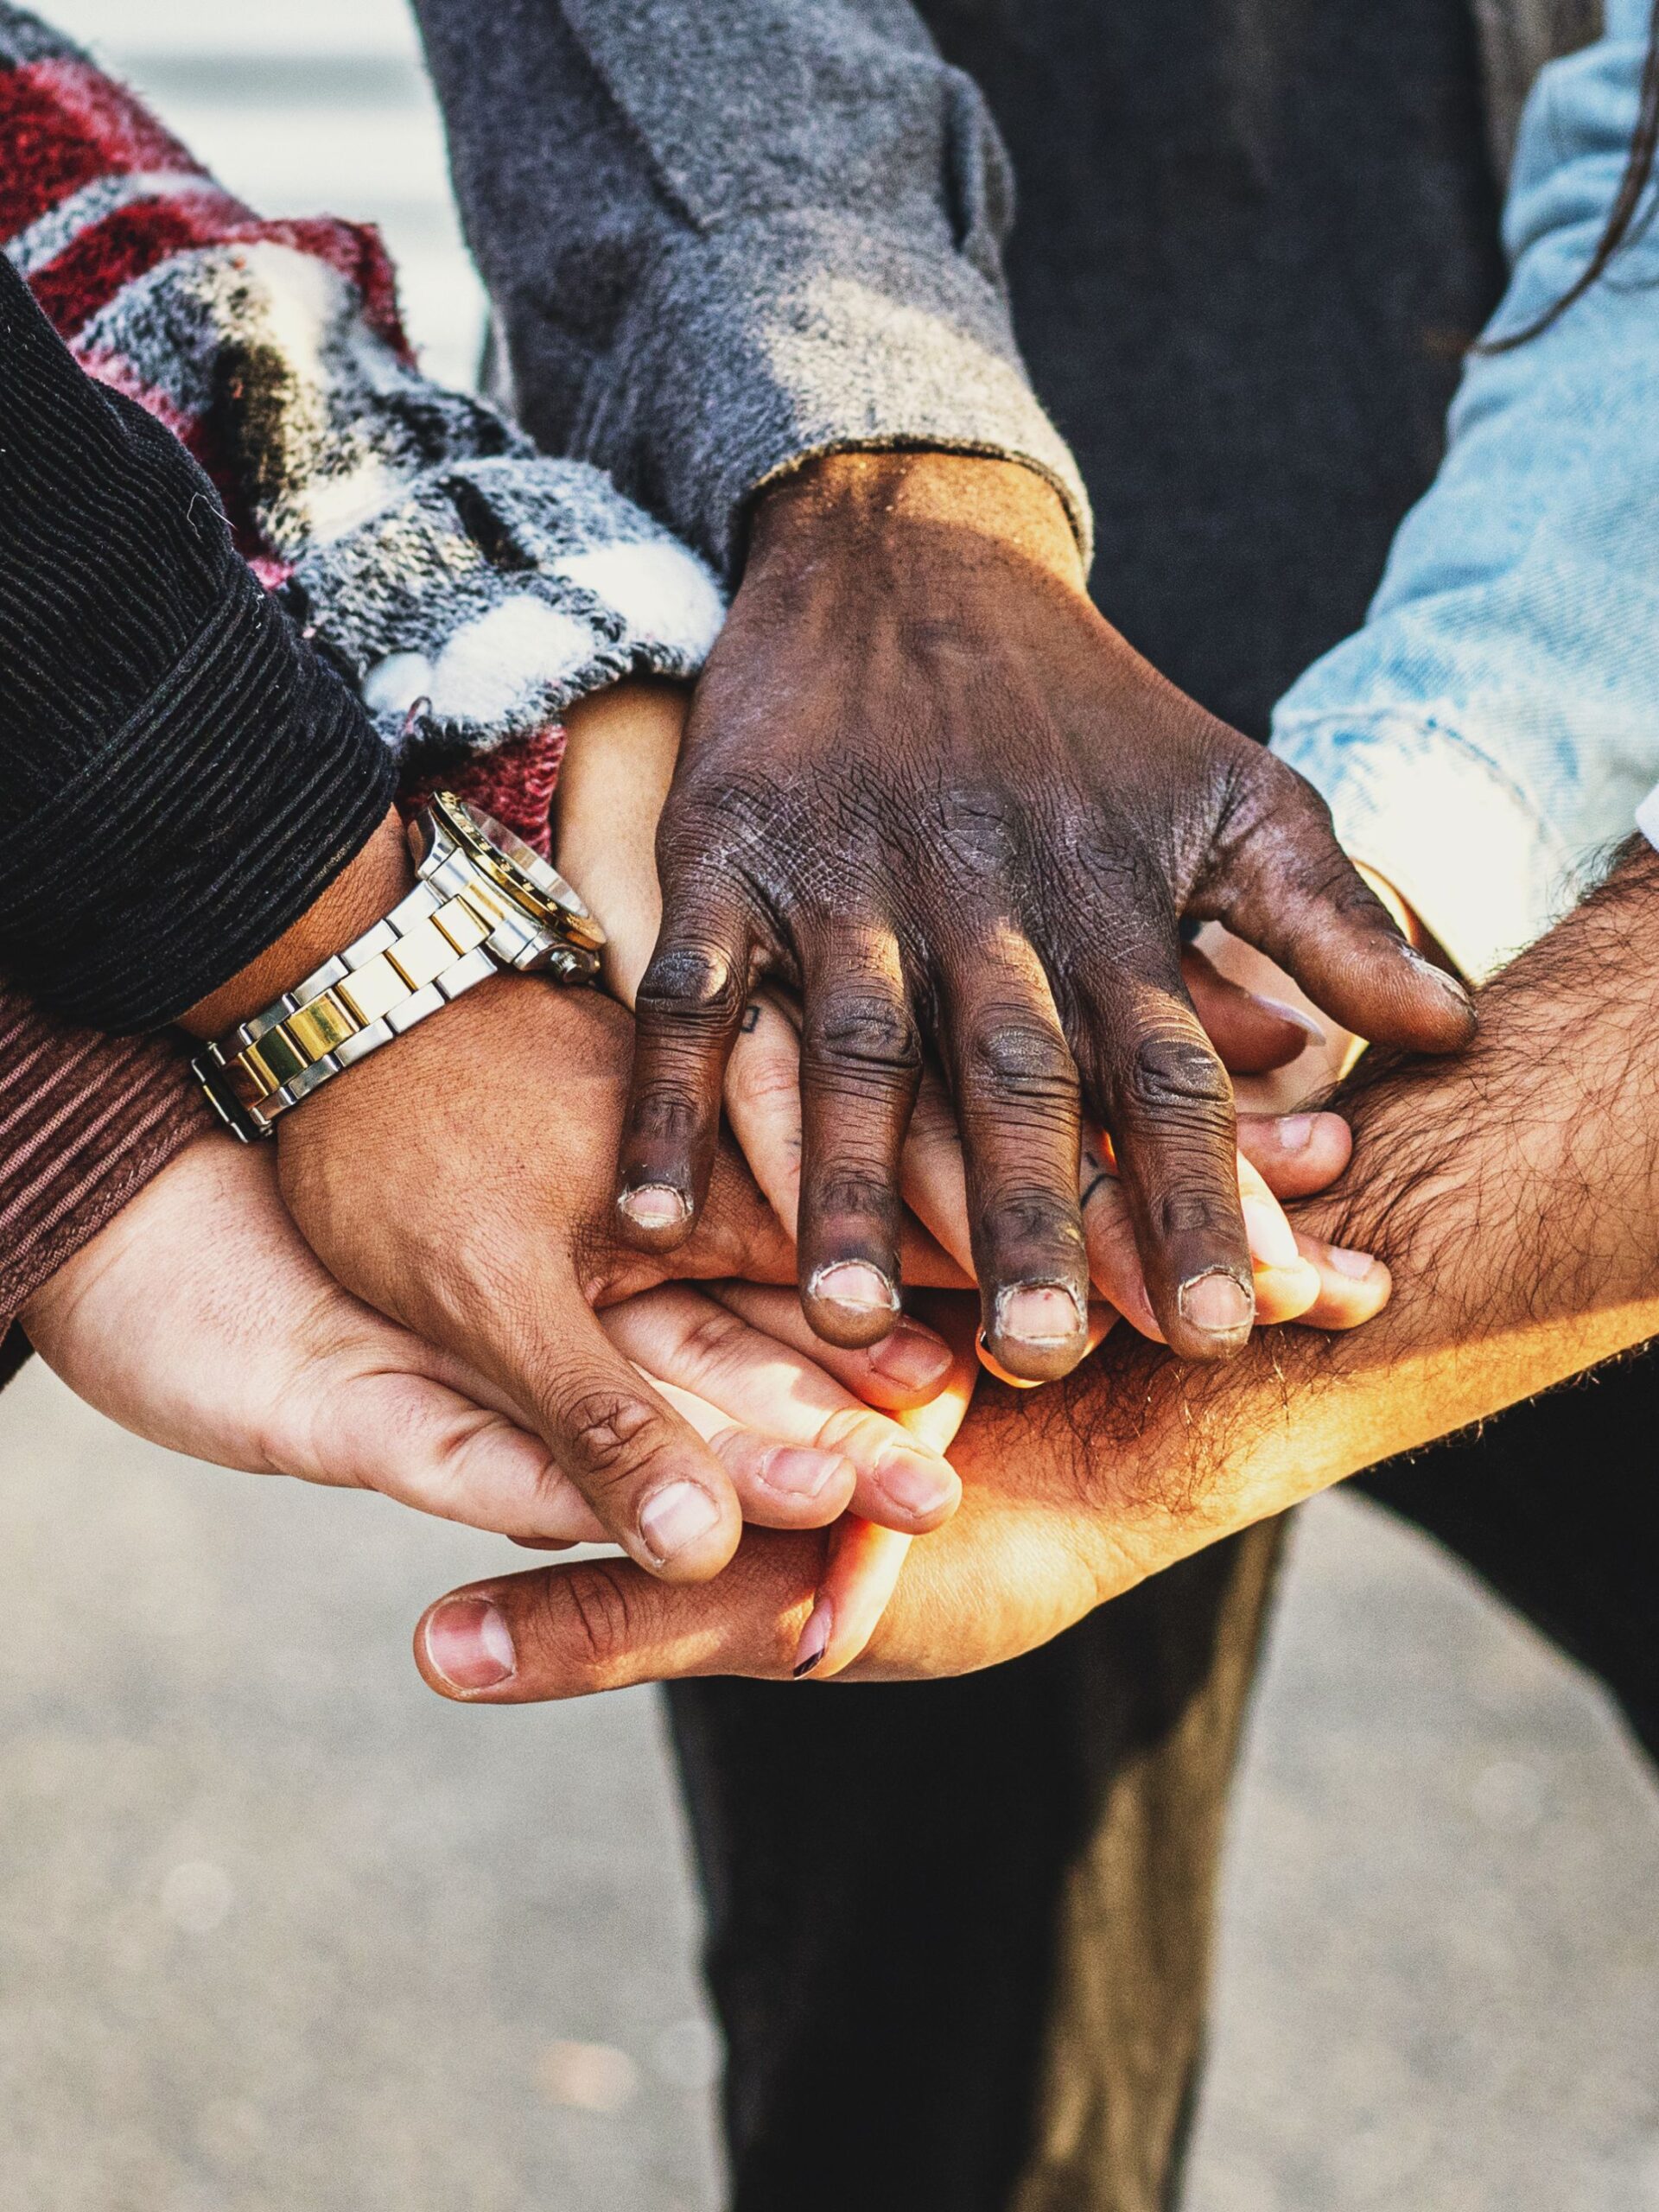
[{"x1": 0, "y1": 978, "x2": 213, "y2": 1385}]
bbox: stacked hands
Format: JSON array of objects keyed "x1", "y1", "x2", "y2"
[{"x1": 22, "y1": 456, "x2": 1474, "y2": 1703}]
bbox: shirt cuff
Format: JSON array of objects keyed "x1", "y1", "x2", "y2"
[
  {"x1": 1270, "y1": 711, "x2": 1580, "y2": 983},
  {"x1": 0, "y1": 983, "x2": 213, "y2": 1387},
  {"x1": 293, "y1": 457, "x2": 725, "y2": 758},
  {"x1": 570, "y1": 211, "x2": 1092, "y2": 579}
]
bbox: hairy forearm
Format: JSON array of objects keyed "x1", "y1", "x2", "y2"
[{"x1": 1047, "y1": 840, "x2": 1659, "y2": 1569}]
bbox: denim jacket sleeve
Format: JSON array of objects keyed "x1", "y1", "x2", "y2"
[{"x1": 1269, "y1": 0, "x2": 1659, "y2": 982}]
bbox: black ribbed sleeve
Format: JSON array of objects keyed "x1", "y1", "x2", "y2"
[{"x1": 0, "y1": 256, "x2": 397, "y2": 1030}]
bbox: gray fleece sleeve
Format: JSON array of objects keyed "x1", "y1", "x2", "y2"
[{"x1": 409, "y1": 0, "x2": 1091, "y2": 576}]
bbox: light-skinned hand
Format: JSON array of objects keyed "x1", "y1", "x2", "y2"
[
  {"x1": 264, "y1": 969, "x2": 963, "y2": 1583},
  {"x1": 406, "y1": 1328, "x2": 1258, "y2": 1700},
  {"x1": 22, "y1": 1135, "x2": 964, "y2": 1548}
]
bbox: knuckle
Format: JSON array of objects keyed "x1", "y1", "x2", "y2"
[
  {"x1": 1157, "y1": 1188, "x2": 1247, "y2": 1243},
  {"x1": 1256, "y1": 747, "x2": 1332, "y2": 823},
  {"x1": 677, "y1": 1300, "x2": 750, "y2": 1383},
  {"x1": 560, "y1": 1386, "x2": 664, "y2": 1484},
  {"x1": 626, "y1": 1077, "x2": 709, "y2": 1153},
  {"x1": 932, "y1": 784, "x2": 1025, "y2": 874},
  {"x1": 1222, "y1": 763, "x2": 1363, "y2": 901},
  {"x1": 546, "y1": 1561, "x2": 638, "y2": 1685},
  {"x1": 668, "y1": 771, "x2": 790, "y2": 851},
  {"x1": 816, "y1": 1404, "x2": 891, "y2": 1461},
  {"x1": 980, "y1": 1186, "x2": 1089, "y2": 1263},
  {"x1": 1308, "y1": 855, "x2": 1382, "y2": 925},
  {"x1": 805, "y1": 990, "x2": 921, "y2": 1080},
  {"x1": 1124, "y1": 1030, "x2": 1232, "y2": 1120},
  {"x1": 639, "y1": 943, "x2": 746, "y2": 1028},
  {"x1": 962, "y1": 1013, "x2": 1080, "y2": 1118},
  {"x1": 809, "y1": 1162, "x2": 898, "y2": 1229}
]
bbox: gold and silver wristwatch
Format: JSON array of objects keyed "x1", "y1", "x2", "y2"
[{"x1": 191, "y1": 793, "x2": 605, "y2": 1143}]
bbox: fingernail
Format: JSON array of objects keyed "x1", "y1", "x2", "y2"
[
  {"x1": 1403, "y1": 945, "x2": 1472, "y2": 1005},
  {"x1": 619, "y1": 1183, "x2": 690, "y2": 1230},
  {"x1": 1274, "y1": 1113, "x2": 1318, "y2": 1152},
  {"x1": 1325, "y1": 1243, "x2": 1382, "y2": 1278},
  {"x1": 423, "y1": 1597, "x2": 515, "y2": 1691},
  {"x1": 760, "y1": 1446, "x2": 854, "y2": 1500},
  {"x1": 1242, "y1": 1196, "x2": 1301, "y2": 1270},
  {"x1": 875, "y1": 1446, "x2": 957, "y2": 1520},
  {"x1": 868, "y1": 1320, "x2": 953, "y2": 1389},
  {"x1": 995, "y1": 1283, "x2": 1085, "y2": 1347},
  {"x1": 809, "y1": 1262, "x2": 899, "y2": 1317},
  {"x1": 1247, "y1": 993, "x2": 1325, "y2": 1046},
  {"x1": 638, "y1": 1479, "x2": 722, "y2": 1565},
  {"x1": 976, "y1": 1332, "x2": 1046, "y2": 1389},
  {"x1": 1178, "y1": 1270, "x2": 1255, "y2": 1337},
  {"x1": 792, "y1": 1597, "x2": 832, "y2": 1678}
]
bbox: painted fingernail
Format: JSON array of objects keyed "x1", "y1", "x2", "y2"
[
  {"x1": 1325, "y1": 1244, "x2": 1382, "y2": 1278},
  {"x1": 792, "y1": 1597, "x2": 832, "y2": 1678},
  {"x1": 1247, "y1": 993, "x2": 1326, "y2": 1046},
  {"x1": 809, "y1": 1262, "x2": 899, "y2": 1317},
  {"x1": 1242, "y1": 1196, "x2": 1301, "y2": 1270},
  {"x1": 874, "y1": 1446, "x2": 958, "y2": 1520},
  {"x1": 760, "y1": 1446, "x2": 854, "y2": 1500},
  {"x1": 423, "y1": 1597, "x2": 515, "y2": 1691},
  {"x1": 995, "y1": 1283, "x2": 1085, "y2": 1347},
  {"x1": 638, "y1": 1479, "x2": 722, "y2": 1565},
  {"x1": 868, "y1": 1320, "x2": 953, "y2": 1389},
  {"x1": 1178, "y1": 1270, "x2": 1255, "y2": 1337},
  {"x1": 1274, "y1": 1113, "x2": 1318, "y2": 1152},
  {"x1": 619, "y1": 1183, "x2": 690, "y2": 1230}
]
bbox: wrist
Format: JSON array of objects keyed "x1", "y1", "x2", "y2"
[
  {"x1": 748, "y1": 450, "x2": 1086, "y2": 592},
  {"x1": 181, "y1": 807, "x2": 413, "y2": 1038}
]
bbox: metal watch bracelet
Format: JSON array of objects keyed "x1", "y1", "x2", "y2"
[{"x1": 190, "y1": 799, "x2": 595, "y2": 1143}]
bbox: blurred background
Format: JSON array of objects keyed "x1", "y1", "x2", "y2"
[{"x1": 3, "y1": 3, "x2": 1657, "y2": 2207}]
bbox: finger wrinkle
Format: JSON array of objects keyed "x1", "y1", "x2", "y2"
[{"x1": 1122, "y1": 1032, "x2": 1235, "y2": 1114}]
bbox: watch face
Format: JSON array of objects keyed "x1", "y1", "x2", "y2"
[{"x1": 429, "y1": 792, "x2": 606, "y2": 953}]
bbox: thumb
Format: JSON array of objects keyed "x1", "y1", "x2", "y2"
[
  {"x1": 415, "y1": 1530, "x2": 821, "y2": 1700},
  {"x1": 1208, "y1": 760, "x2": 1475, "y2": 1052},
  {"x1": 500, "y1": 1285, "x2": 746, "y2": 1580}
]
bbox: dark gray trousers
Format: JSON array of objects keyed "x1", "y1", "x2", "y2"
[{"x1": 667, "y1": 1524, "x2": 1283, "y2": 2212}]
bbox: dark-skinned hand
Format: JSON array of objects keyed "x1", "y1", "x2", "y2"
[{"x1": 614, "y1": 449, "x2": 1474, "y2": 1379}]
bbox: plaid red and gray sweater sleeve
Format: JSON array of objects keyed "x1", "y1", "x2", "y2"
[{"x1": 0, "y1": 4, "x2": 722, "y2": 855}]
